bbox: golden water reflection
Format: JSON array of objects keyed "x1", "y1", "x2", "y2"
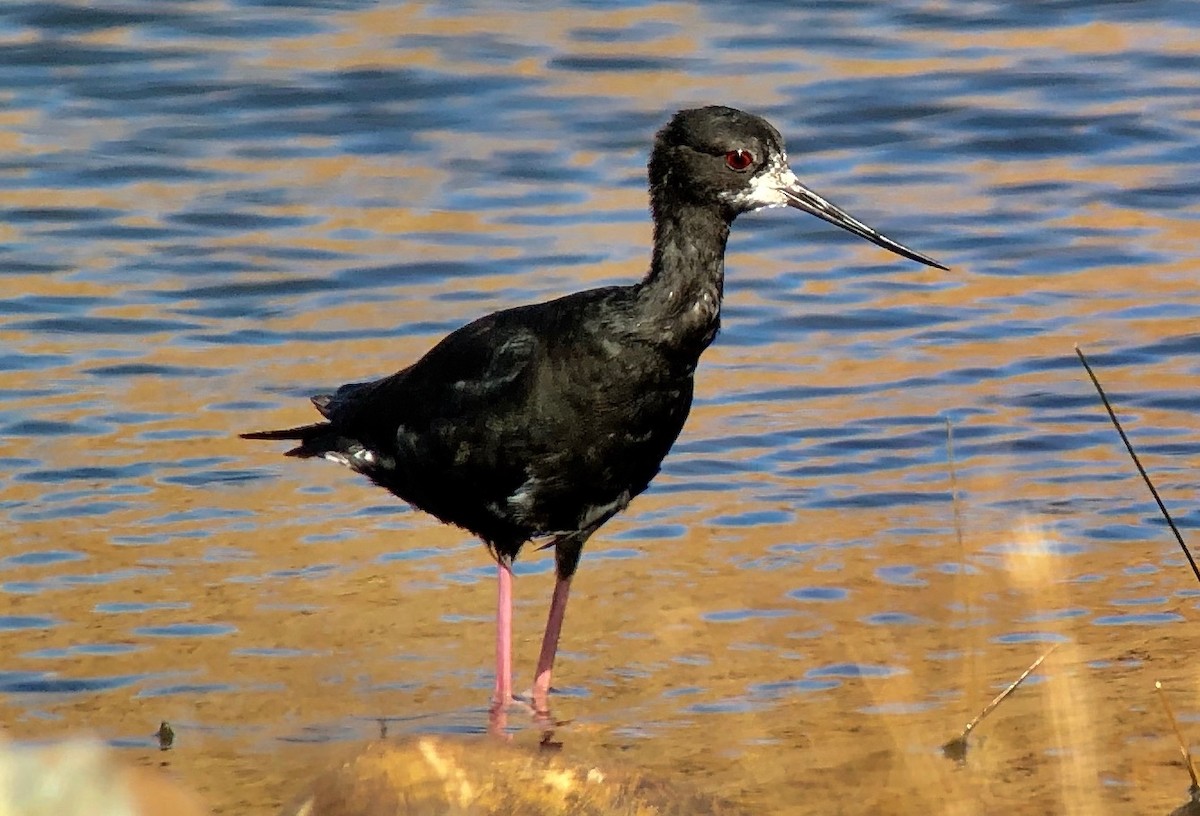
[{"x1": 2, "y1": 1, "x2": 1200, "y2": 814}]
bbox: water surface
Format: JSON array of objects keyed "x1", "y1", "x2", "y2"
[{"x1": 2, "y1": 2, "x2": 1199, "y2": 814}]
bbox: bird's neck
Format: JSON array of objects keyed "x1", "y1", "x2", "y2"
[{"x1": 636, "y1": 204, "x2": 731, "y2": 356}]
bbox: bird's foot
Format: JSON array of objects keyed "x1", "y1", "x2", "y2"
[
  {"x1": 488, "y1": 691, "x2": 569, "y2": 739},
  {"x1": 487, "y1": 692, "x2": 537, "y2": 728},
  {"x1": 517, "y1": 686, "x2": 560, "y2": 729}
]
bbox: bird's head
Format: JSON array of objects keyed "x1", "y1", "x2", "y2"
[{"x1": 650, "y1": 105, "x2": 947, "y2": 270}]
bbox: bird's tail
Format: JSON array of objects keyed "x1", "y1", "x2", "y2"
[{"x1": 239, "y1": 422, "x2": 332, "y2": 458}]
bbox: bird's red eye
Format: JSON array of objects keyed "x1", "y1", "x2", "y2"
[{"x1": 724, "y1": 149, "x2": 754, "y2": 171}]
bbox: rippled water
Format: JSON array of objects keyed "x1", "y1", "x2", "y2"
[{"x1": 3, "y1": 1, "x2": 1199, "y2": 813}]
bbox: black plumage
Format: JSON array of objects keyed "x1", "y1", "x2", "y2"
[{"x1": 242, "y1": 105, "x2": 947, "y2": 718}]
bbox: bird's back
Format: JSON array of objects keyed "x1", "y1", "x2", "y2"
[{"x1": 301, "y1": 284, "x2": 699, "y2": 550}]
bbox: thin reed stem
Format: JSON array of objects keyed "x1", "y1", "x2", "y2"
[{"x1": 1074, "y1": 345, "x2": 1200, "y2": 585}]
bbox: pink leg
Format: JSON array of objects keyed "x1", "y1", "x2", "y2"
[
  {"x1": 532, "y1": 573, "x2": 572, "y2": 714},
  {"x1": 491, "y1": 561, "x2": 514, "y2": 712}
]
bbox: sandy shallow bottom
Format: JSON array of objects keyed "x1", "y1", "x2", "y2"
[{"x1": 4, "y1": 513, "x2": 1199, "y2": 816}]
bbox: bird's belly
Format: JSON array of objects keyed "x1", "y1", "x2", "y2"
[
  {"x1": 366, "y1": 379, "x2": 692, "y2": 544},
  {"x1": 514, "y1": 386, "x2": 692, "y2": 533}
]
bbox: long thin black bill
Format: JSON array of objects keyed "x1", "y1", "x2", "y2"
[{"x1": 781, "y1": 183, "x2": 948, "y2": 271}]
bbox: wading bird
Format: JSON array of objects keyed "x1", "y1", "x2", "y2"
[{"x1": 242, "y1": 105, "x2": 946, "y2": 719}]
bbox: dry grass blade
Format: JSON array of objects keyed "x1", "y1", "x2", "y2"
[
  {"x1": 1156, "y1": 680, "x2": 1200, "y2": 795},
  {"x1": 943, "y1": 644, "x2": 1059, "y2": 761},
  {"x1": 944, "y1": 416, "x2": 978, "y2": 766},
  {"x1": 946, "y1": 418, "x2": 966, "y2": 570},
  {"x1": 1074, "y1": 345, "x2": 1200, "y2": 585}
]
